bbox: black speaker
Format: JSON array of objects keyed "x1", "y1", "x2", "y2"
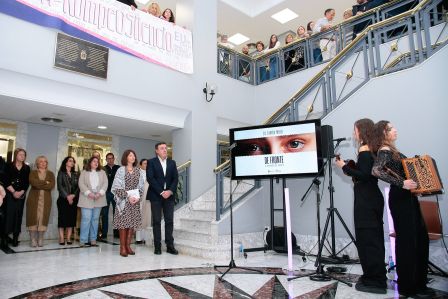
[
  {"x1": 266, "y1": 226, "x2": 297, "y2": 253},
  {"x1": 321, "y1": 125, "x2": 334, "y2": 158}
]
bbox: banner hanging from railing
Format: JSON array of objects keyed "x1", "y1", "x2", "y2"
[{"x1": 0, "y1": 0, "x2": 194, "y2": 74}]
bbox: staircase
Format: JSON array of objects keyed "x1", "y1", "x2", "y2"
[{"x1": 145, "y1": 178, "x2": 261, "y2": 260}]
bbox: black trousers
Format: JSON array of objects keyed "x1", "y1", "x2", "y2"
[
  {"x1": 389, "y1": 186, "x2": 428, "y2": 295},
  {"x1": 354, "y1": 183, "x2": 386, "y2": 288},
  {"x1": 4, "y1": 192, "x2": 26, "y2": 236},
  {"x1": 151, "y1": 199, "x2": 174, "y2": 247},
  {"x1": 356, "y1": 226, "x2": 386, "y2": 287}
]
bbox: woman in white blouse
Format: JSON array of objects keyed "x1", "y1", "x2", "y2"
[{"x1": 78, "y1": 156, "x2": 107, "y2": 246}]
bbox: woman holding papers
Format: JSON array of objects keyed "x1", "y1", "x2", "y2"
[
  {"x1": 112, "y1": 149, "x2": 145, "y2": 257},
  {"x1": 78, "y1": 156, "x2": 107, "y2": 247}
]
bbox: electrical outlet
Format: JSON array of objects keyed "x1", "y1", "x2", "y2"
[{"x1": 264, "y1": 226, "x2": 270, "y2": 231}]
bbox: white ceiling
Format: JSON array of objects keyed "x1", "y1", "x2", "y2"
[
  {"x1": 0, "y1": 95, "x2": 177, "y2": 141},
  {"x1": 217, "y1": 0, "x2": 355, "y2": 50}
]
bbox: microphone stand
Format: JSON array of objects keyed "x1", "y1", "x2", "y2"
[
  {"x1": 288, "y1": 139, "x2": 354, "y2": 286},
  {"x1": 214, "y1": 144, "x2": 262, "y2": 280}
]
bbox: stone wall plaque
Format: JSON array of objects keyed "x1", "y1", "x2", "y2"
[{"x1": 54, "y1": 33, "x2": 108, "y2": 79}]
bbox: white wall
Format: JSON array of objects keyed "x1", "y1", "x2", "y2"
[{"x1": 225, "y1": 44, "x2": 448, "y2": 241}]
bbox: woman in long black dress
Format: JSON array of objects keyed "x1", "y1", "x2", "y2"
[
  {"x1": 335, "y1": 118, "x2": 386, "y2": 294},
  {"x1": 57, "y1": 156, "x2": 79, "y2": 245},
  {"x1": 371, "y1": 121, "x2": 429, "y2": 297}
]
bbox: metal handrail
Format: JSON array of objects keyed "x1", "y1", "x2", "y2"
[
  {"x1": 266, "y1": 0, "x2": 430, "y2": 124},
  {"x1": 214, "y1": 0, "x2": 442, "y2": 172},
  {"x1": 213, "y1": 160, "x2": 230, "y2": 173},
  {"x1": 177, "y1": 160, "x2": 191, "y2": 172}
]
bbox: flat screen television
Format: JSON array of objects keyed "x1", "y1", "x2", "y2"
[{"x1": 229, "y1": 120, "x2": 323, "y2": 179}]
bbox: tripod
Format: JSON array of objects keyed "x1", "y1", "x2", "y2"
[
  {"x1": 318, "y1": 140, "x2": 357, "y2": 262},
  {"x1": 288, "y1": 140, "x2": 356, "y2": 286},
  {"x1": 214, "y1": 147, "x2": 262, "y2": 280}
]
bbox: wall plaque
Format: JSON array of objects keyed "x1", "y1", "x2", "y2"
[{"x1": 54, "y1": 33, "x2": 108, "y2": 79}]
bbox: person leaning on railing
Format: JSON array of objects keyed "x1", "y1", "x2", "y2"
[
  {"x1": 284, "y1": 33, "x2": 305, "y2": 74},
  {"x1": 160, "y1": 8, "x2": 175, "y2": 24},
  {"x1": 143, "y1": 2, "x2": 161, "y2": 17},
  {"x1": 238, "y1": 46, "x2": 251, "y2": 82},
  {"x1": 264, "y1": 34, "x2": 281, "y2": 80},
  {"x1": 297, "y1": 25, "x2": 310, "y2": 39},
  {"x1": 313, "y1": 8, "x2": 337, "y2": 61},
  {"x1": 307, "y1": 21, "x2": 323, "y2": 64}
]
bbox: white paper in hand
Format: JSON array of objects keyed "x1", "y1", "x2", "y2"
[{"x1": 126, "y1": 189, "x2": 139, "y2": 198}]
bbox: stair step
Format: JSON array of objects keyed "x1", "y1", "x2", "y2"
[
  {"x1": 192, "y1": 200, "x2": 216, "y2": 210},
  {"x1": 179, "y1": 218, "x2": 215, "y2": 234},
  {"x1": 173, "y1": 229, "x2": 216, "y2": 244},
  {"x1": 189, "y1": 209, "x2": 216, "y2": 220}
]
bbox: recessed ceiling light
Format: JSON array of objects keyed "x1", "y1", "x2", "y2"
[
  {"x1": 151, "y1": 134, "x2": 161, "y2": 138},
  {"x1": 228, "y1": 33, "x2": 250, "y2": 46},
  {"x1": 98, "y1": 125, "x2": 107, "y2": 130},
  {"x1": 271, "y1": 8, "x2": 298, "y2": 24},
  {"x1": 41, "y1": 117, "x2": 62, "y2": 123}
]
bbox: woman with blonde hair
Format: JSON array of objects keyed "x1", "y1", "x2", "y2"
[
  {"x1": 27, "y1": 156, "x2": 55, "y2": 247},
  {"x1": 145, "y1": 2, "x2": 161, "y2": 17}
]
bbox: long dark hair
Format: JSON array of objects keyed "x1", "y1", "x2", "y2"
[
  {"x1": 59, "y1": 156, "x2": 76, "y2": 173},
  {"x1": 371, "y1": 120, "x2": 400, "y2": 158},
  {"x1": 269, "y1": 34, "x2": 278, "y2": 49},
  {"x1": 162, "y1": 8, "x2": 175, "y2": 23},
  {"x1": 354, "y1": 118, "x2": 374, "y2": 147}
]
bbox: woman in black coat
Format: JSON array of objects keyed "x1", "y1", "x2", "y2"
[{"x1": 57, "y1": 156, "x2": 79, "y2": 245}]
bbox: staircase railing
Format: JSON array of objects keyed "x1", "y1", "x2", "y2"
[
  {"x1": 214, "y1": 0, "x2": 447, "y2": 220},
  {"x1": 217, "y1": 0, "x2": 425, "y2": 85},
  {"x1": 175, "y1": 160, "x2": 191, "y2": 210}
]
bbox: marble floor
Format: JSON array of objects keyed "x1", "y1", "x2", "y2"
[{"x1": 0, "y1": 238, "x2": 447, "y2": 299}]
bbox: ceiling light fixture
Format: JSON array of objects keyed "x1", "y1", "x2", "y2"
[
  {"x1": 228, "y1": 33, "x2": 250, "y2": 45},
  {"x1": 271, "y1": 8, "x2": 298, "y2": 24},
  {"x1": 97, "y1": 125, "x2": 107, "y2": 130},
  {"x1": 41, "y1": 117, "x2": 63, "y2": 123}
]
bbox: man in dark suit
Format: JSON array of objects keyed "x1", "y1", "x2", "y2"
[{"x1": 146, "y1": 142, "x2": 179, "y2": 255}]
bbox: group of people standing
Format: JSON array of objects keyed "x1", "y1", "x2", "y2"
[
  {"x1": 0, "y1": 142, "x2": 179, "y2": 257},
  {"x1": 335, "y1": 119, "x2": 430, "y2": 297}
]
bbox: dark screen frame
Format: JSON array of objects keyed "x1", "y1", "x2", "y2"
[{"x1": 229, "y1": 119, "x2": 323, "y2": 180}]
